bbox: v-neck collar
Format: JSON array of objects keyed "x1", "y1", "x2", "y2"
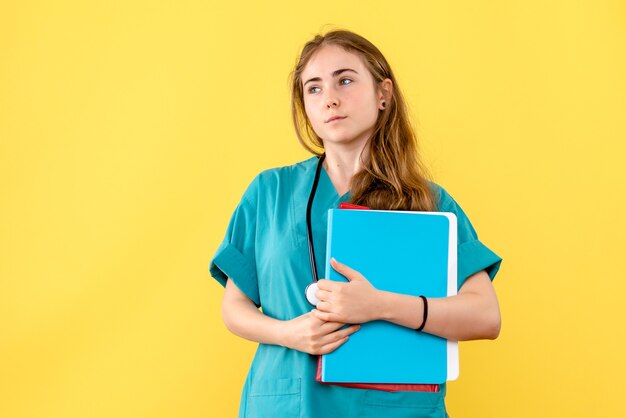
[{"x1": 319, "y1": 160, "x2": 351, "y2": 202}]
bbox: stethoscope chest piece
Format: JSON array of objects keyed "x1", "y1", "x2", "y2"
[{"x1": 305, "y1": 282, "x2": 319, "y2": 306}]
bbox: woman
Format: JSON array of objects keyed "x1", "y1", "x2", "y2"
[{"x1": 210, "y1": 29, "x2": 502, "y2": 418}]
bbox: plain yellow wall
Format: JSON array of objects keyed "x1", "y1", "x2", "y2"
[{"x1": 1, "y1": 1, "x2": 625, "y2": 417}]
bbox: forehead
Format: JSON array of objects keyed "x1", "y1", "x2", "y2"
[{"x1": 302, "y1": 44, "x2": 366, "y2": 80}]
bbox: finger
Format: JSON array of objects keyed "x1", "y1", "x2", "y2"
[
  {"x1": 320, "y1": 335, "x2": 351, "y2": 355},
  {"x1": 320, "y1": 326, "x2": 352, "y2": 346},
  {"x1": 316, "y1": 279, "x2": 335, "y2": 292},
  {"x1": 320, "y1": 324, "x2": 360, "y2": 346},
  {"x1": 320, "y1": 320, "x2": 348, "y2": 332},
  {"x1": 310, "y1": 310, "x2": 343, "y2": 328},
  {"x1": 330, "y1": 258, "x2": 363, "y2": 282},
  {"x1": 320, "y1": 336, "x2": 349, "y2": 354},
  {"x1": 313, "y1": 309, "x2": 339, "y2": 323},
  {"x1": 316, "y1": 300, "x2": 332, "y2": 313},
  {"x1": 333, "y1": 324, "x2": 361, "y2": 340},
  {"x1": 309, "y1": 309, "x2": 325, "y2": 322},
  {"x1": 315, "y1": 289, "x2": 332, "y2": 302}
]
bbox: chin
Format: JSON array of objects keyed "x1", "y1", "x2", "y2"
[{"x1": 322, "y1": 133, "x2": 356, "y2": 144}]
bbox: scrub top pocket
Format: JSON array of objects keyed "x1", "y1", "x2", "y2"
[
  {"x1": 361, "y1": 389, "x2": 448, "y2": 418},
  {"x1": 246, "y1": 377, "x2": 301, "y2": 418}
]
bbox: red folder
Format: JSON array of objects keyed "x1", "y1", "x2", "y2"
[{"x1": 314, "y1": 202, "x2": 439, "y2": 392}]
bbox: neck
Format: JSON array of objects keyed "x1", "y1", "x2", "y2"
[{"x1": 322, "y1": 142, "x2": 369, "y2": 181}]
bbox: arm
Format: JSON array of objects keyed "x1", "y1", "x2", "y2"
[
  {"x1": 221, "y1": 278, "x2": 285, "y2": 346},
  {"x1": 313, "y1": 260, "x2": 501, "y2": 341},
  {"x1": 377, "y1": 269, "x2": 501, "y2": 341},
  {"x1": 221, "y1": 277, "x2": 360, "y2": 353}
]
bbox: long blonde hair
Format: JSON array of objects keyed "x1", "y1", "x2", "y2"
[{"x1": 289, "y1": 29, "x2": 437, "y2": 211}]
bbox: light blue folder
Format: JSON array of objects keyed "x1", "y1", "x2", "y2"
[{"x1": 321, "y1": 209, "x2": 459, "y2": 384}]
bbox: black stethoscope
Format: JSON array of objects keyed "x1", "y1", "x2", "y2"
[{"x1": 304, "y1": 153, "x2": 328, "y2": 306}]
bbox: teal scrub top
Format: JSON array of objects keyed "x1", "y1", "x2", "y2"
[{"x1": 209, "y1": 156, "x2": 503, "y2": 418}]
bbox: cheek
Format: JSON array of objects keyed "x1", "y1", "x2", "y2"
[
  {"x1": 352, "y1": 101, "x2": 379, "y2": 127},
  {"x1": 303, "y1": 99, "x2": 320, "y2": 123},
  {"x1": 358, "y1": 96, "x2": 378, "y2": 122},
  {"x1": 304, "y1": 110, "x2": 325, "y2": 138},
  {"x1": 303, "y1": 99, "x2": 311, "y2": 117},
  {"x1": 350, "y1": 89, "x2": 377, "y2": 112}
]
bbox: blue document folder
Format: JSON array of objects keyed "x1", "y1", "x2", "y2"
[{"x1": 320, "y1": 209, "x2": 459, "y2": 384}]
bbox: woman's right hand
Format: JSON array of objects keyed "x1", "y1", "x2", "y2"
[{"x1": 281, "y1": 311, "x2": 360, "y2": 355}]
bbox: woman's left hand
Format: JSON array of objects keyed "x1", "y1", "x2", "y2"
[{"x1": 312, "y1": 258, "x2": 382, "y2": 324}]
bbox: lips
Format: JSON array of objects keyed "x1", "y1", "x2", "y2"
[{"x1": 326, "y1": 116, "x2": 346, "y2": 123}]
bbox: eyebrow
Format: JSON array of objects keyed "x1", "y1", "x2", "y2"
[{"x1": 303, "y1": 68, "x2": 359, "y2": 87}]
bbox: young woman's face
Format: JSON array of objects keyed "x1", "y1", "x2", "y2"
[{"x1": 301, "y1": 44, "x2": 384, "y2": 148}]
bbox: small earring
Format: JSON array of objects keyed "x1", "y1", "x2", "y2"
[{"x1": 381, "y1": 101, "x2": 386, "y2": 109}]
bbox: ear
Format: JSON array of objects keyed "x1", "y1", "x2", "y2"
[{"x1": 377, "y1": 78, "x2": 393, "y2": 108}]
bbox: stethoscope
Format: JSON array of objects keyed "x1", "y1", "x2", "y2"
[{"x1": 304, "y1": 153, "x2": 327, "y2": 307}]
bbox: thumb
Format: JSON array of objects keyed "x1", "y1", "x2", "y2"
[{"x1": 330, "y1": 257, "x2": 364, "y2": 282}]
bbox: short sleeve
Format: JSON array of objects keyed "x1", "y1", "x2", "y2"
[
  {"x1": 435, "y1": 185, "x2": 503, "y2": 289},
  {"x1": 208, "y1": 175, "x2": 261, "y2": 307}
]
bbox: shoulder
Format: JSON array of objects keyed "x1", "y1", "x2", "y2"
[
  {"x1": 257, "y1": 155, "x2": 317, "y2": 182},
  {"x1": 427, "y1": 181, "x2": 468, "y2": 216},
  {"x1": 426, "y1": 180, "x2": 451, "y2": 211},
  {"x1": 255, "y1": 156, "x2": 317, "y2": 188},
  {"x1": 242, "y1": 156, "x2": 318, "y2": 204}
]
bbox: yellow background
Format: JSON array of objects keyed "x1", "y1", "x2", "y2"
[{"x1": 1, "y1": 1, "x2": 624, "y2": 417}]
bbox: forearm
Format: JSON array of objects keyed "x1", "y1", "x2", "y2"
[
  {"x1": 221, "y1": 298, "x2": 285, "y2": 346},
  {"x1": 376, "y1": 284, "x2": 501, "y2": 341}
]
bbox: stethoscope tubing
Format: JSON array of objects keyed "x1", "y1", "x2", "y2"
[{"x1": 305, "y1": 153, "x2": 326, "y2": 306}]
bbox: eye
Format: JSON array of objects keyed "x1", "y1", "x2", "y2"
[{"x1": 306, "y1": 78, "x2": 352, "y2": 94}]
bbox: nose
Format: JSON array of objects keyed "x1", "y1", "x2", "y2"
[{"x1": 325, "y1": 90, "x2": 339, "y2": 108}]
